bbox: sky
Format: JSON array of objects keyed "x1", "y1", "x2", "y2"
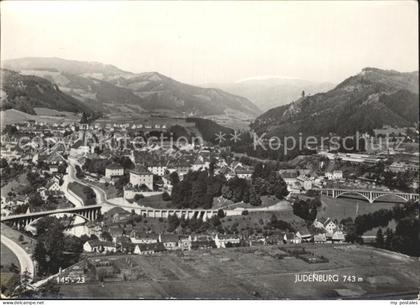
[{"x1": 1, "y1": 1, "x2": 418, "y2": 84}]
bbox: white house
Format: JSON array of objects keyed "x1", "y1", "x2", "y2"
[
  {"x1": 159, "y1": 234, "x2": 179, "y2": 250},
  {"x1": 46, "y1": 180, "x2": 61, "y2": 192},
  {"x1": 129, "y1": 167, "x2": 154, "y2": 190},
  {"x1": 130, "y1": 232, "x2": 159, "y2": 244},
  {"x1": 147, "y1": 163, "x2": 167, "y2": 176},
  {"x1": 331, "y1": 230, "x2": 346, "y2": 243},
  {"x1": 332, "y1": 170, "x2": 343, "y2": 180},
  {"x1": 83, "y1": 240, "x2": 116, "y2": 253},
  {"x1": 324, "y1": 218, "x2": 337, "y2": 234},
  {"x1": 214, "y1": 234, "x2": 241, "y2": 248},
  {"x1": 297, "y1": 175, "x2": 313, "y2": 191},
  {"x1": 235, "y1": 167, "x2": 253, "y2": 180},
  {"x1": 105, "y1": 164, "x2": 124, "y2": 178},
  {"x1": 133, "y1": 243, "x2": 165, "y2": 255}
]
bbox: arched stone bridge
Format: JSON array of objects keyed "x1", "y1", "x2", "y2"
[
  {"x1": 320, "y1": 188, "x2": 419, "y2": 204},
  {"x1": 1, "y1": 205, "x2": 102, "y2": 229},
  {"x1": 135, "y1": 208, "x2": 219, "y2": 221}
]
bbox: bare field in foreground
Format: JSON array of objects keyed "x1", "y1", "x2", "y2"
[{"x1": 59, "y1": 244, "x2": 419, "y2": 299}]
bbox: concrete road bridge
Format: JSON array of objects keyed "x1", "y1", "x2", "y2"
[
  {"x1": 320, "y1": 188, "x2": 419, "y2": 204},
  {"x1": 1, "y1": 205, "x2": 102, "y2": 229}
]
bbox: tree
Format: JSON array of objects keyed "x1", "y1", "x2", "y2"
[
  {"x1": 249, "y1": 187, "x2": 262, "y2": 206},
  {"x1": 375, "y1": 228, "x2": 384, "y2": 247},
  {"x1": 169, "y1": 172, "x2": 180, "y2": 185},
  {"x1": 29, "y1": 193, "x2": 44, "y2": 208},
  {"x1": 384, "y1": 228, "x2": 393, "y2": 249},
  {"x1": 217, "y1": 209, "x2": 225, "y2": 218},
  {"x1": 80, "y1": 112, "x2": 89, "y2": 124},
  {"x1": 0, "y1": 158, "x2": 8, "y2": 168},
  {"x1": 13, "y1": 269, "x2": 33, "y2": 297},
  {"x1": 162, "y1": 192, "x2": 171, "y2": 201},
  {"x1": 391, "y1": 217, "x2": 420, "y2": 256},
  {"x1": 167, "y1": 214, "x2": 180, "y2": 232},
  {"x1": 100, "y1": 231, "x2": 113, "y2": 242}
]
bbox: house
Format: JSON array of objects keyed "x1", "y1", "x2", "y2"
[
  {"x1": 133, "y1": 243, "x2": 165, "y2": 255},
  {"x1": 296, "y1": 229, "x2": 312, "y2": 242},
  {"x1": 388, "y1": 162, "x2": 419, "y2": 173},
  {"x1": 130, "y1": 232, "x2": 159, "y2": 244},
  {"x1": 162, "y1": 174, "x2": 173, "y2": 192},
  {"x1": 214, "y1": 234, "x2": 241, "y2": 248},
  {"x1": 45, "y1": 152, "x2": 66, "y2": 165},
  {"x1": 159, "y1": 234, "x2": 179, "y2": 250},
  {"x1": 105, "y1": 163, "x2": 124, "y2": 178},
  {"x1": 325, "y1": 172, "x2": 333, "y2": 180},
  {"x1": 249, "y1": 236, "x2": 266, "y2": 246},
  {"x1": 324, "y1": 218, "x2": 337, "y2": 234},
  {"x1": 280, "y1": 171, "x2": 299, "y2": 193},
  {"x1": 48, "y1": 165, "x2": 59, "y2": 174},
  {"x1": 38, "y1": 186, "x2": 48, "y2": 201},
  {"x1": 46, "y1": 179, "x2": 61, "y2": 192},
  {"x1": 147, "y1": 163, "x2": 167, "y2": 176},
  {"x1": 191, "y1": 159, "x2": 206, "y2": 171},
  {"x1": 332, "y1": 170, "x2": 343, "y2": 180},
  {"x1": 83, "y1": 240, "x2": 117, "y2": 253},
  {"x1": 296, "y1": 175, "x2": 313, "y2": 191},
  {"x1": 235, "y1": 167, "x2": 254, "y2": 180},
  {"x1": 129, "y1": 166, "x2": 153, "y2": 190},
  {"x1": 178, "y1": 235, "x2": 192, "y2": 251},
  {"x1": 283, "y1": 232, "x2": 302, "y2": 244},
  {"x1": 313, "y1": 233, "x2": 327, "y2": 243},
  {"x1": 331, "y1": 230, "x2": 346, "y2": 243}
]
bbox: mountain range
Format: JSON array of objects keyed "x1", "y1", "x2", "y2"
[
  {"x1": 206, "y1": 78, "x2": 335, "y2": 111},
  {"x1": 0, "y1": 69, "x2": 94, "y2": 115},
  {"x1": 2, "y1": 57, "x2": 260, "y2": 118},
  {"x1": 251, "y1": 67, "x2": 419, "y2": 137}
]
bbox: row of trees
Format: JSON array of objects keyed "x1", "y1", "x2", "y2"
[{"x1": 167, "y1": 213, "x2": 226, "y2": 234}]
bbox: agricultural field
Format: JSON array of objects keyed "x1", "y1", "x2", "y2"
[
  {"x1": 58, "y1": 244, "x2": 420, "y2": 299},
  {"x1": 315, "y1": 195, "x2": 400, "y2": 221}
]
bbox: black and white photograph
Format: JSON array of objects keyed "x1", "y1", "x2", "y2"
[{"x1": 0, "y1": 1, "x2": 419, "y2": 302}]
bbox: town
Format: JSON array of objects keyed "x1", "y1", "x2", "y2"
[
  {"x1": 1, "y1": 1, "x2": 419, "y2": 301},
  {"x1": 1, "y1": 117, "x2": 419, "y2": 298}
]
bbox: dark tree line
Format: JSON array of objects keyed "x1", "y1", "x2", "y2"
[{"x1": 33, "y1": 217, "x2": 83, "y2": 276}]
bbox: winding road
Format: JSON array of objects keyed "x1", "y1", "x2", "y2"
[{"x1": 1, "y1": 235, "x2": 34, "y2": 280}]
